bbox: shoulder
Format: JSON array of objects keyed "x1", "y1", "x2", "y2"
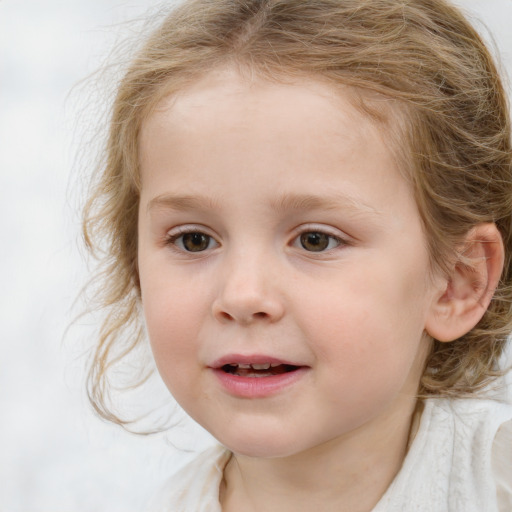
[
  {"x1": 430, "y1": 396, "x2": 512, "y2": 446},
  {"x1": 144, "y1": 444, "x2": 231, "y2": 512},
  {"x1": 493, "y1": 417, "x2": 512, "y2": 511},
  {"x1": 434, "y1": 394, "x2": 512, "y2": 420},
  {"x1": 373, "y1": 397, "x2": 512, "y2": 512},
  {"x1": 433, "y1": 398, "x2": 512, "y2": 512},
  {"x1": 432, "y1": 397, "x2": 511, "y2": 458}
]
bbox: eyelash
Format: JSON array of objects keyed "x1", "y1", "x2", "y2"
[
  {"x1": 165, "y1": 227, "x2": 218, "y2": 253},
  {"x1": 164, "y1": 226, "x2": 348, "y2": 254},
  {"x1": 293, "y1": 230, "x2": 344, "y2": 253}
]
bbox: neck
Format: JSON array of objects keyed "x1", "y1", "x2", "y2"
[{"x1": 221, "y1": 396, "x2": 420, "y2": 512}]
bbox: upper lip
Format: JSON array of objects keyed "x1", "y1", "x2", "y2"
[{"x1": 209, "y1": 354, "x2": 306, "y2": 369}]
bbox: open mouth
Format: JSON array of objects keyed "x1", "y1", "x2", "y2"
[{"x1": 221, "y1": 363, "x2": 300, "y2": 378}]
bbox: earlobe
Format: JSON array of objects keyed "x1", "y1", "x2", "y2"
[{"x1": 425, "y1": 223, "x2": 504, "y2": 342}]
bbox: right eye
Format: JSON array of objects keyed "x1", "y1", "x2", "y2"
[
  {"x1": 298, "y1": 231, "x2": 340, "y2": 252},
  {"x1": 166, "y1": 231, "x2": 218, "y2": 252}
]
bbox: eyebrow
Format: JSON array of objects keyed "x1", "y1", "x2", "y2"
[
  {"x1": 147, "y1": 194, "x2": 222, "y2": 214},
  {"x1": 269, "y1": 192, "x2": 380, "y2": 217},
  {"x1": 146, "y1": 192, "x2": 380, "y2": 217}
]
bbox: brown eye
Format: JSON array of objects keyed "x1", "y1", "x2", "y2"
[
  {"x1": 181, "y1": 232, "x2": 212, "y2": 252},
  {"x1": 299, "y1": 232, "x2": 337, "y2": 252}
]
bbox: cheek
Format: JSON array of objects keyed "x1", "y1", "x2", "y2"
[
  {"x1": 140, "y1": 255, "x2": 205, "y2": 342},
  {"x1": 298, "y1": 260, "x2": 430, "y2": 394},
  {"x1": 140, "y1": 276, "x2": 205, "y2": 391}
]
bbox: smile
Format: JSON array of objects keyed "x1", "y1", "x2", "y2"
[
  {"x1": 221, "y1": 363, "x2": 300, "y2": 378},
  {"x1": 211, "y1": 355, "x2": 308, "y2": 398}
]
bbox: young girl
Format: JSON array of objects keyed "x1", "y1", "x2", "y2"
[{"x1": 82, "y1": 0, "x2": 512, "y2": 510}]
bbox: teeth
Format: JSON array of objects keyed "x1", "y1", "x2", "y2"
[
  {"x1": 251, "y1": 363, "x2": 271, "y2": 370},
  {"x1": 224, "y1": 362, "x2": 288, "y2": 371}
]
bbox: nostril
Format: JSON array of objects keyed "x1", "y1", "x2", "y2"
[
  {"x1": 215, "y1": 310, "x2": 270, "y2": 324},
  {"x1": 212, "y1": 293, "x2": 284, "y2": 324},
  {"x1": 219, "y1": 311, "x2": 234, "y2": 321}
]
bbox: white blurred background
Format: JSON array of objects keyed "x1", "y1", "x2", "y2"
[{"x1": 0, "y1": 1, "x2": 511, "y2": 510}]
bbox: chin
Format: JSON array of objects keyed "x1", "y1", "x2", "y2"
[{"x1": 214, "y1": 426, "x2": 311, "y2": 459}]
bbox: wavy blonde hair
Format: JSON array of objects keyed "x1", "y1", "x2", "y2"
[{"x1": 83, "y1": 0, "x2": 512, "y2": 426}]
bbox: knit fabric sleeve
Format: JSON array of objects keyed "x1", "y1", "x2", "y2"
[{"x1": 492, "y1": 418, "x2": 512, "y2": 512}]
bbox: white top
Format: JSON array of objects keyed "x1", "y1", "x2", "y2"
[{"x1": 145, "y1": 398, "x2": 512, "y2": 511}]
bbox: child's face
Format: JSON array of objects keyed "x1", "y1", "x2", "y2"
[{"x1": 137, "y1": 69, "x2": 442, "y2": 458}]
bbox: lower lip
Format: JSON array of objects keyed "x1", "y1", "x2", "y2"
[{"x1": 212, "y1": 367, "x2": 308, "y2": 398}]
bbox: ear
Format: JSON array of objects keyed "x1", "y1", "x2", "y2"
[{"x1": 425, "y1": 223, "x2": 504, "y2": 342}]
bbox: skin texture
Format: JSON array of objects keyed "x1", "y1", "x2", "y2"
[{"x1": 137, "y1": 69, "x2": 448, "y2": 511}]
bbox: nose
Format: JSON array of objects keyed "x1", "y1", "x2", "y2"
[{"x1": 211, "y1": 251, "x2": 285, "y2": 325}]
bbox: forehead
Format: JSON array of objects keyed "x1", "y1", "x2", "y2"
[
  {"x1": 140, "y1": 68, "x2": 402, "y2": 175},
  {"x1": 138, "y1": 68, "x2": 413, "y2": 221}
]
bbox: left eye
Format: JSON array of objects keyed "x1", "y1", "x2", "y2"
[
  {"x1": 297, "y1": 231, "x2": 340, "y2": 252},
  {"x1": 168, "y1": 231, "x2": 217, "y2": 252}
]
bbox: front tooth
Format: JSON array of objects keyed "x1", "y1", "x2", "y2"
[
  {"x1": 238, "y1": 363, "x2": 251, "y2": 369},
  {"x1": 251, "y1": 363, "x2": 271, "y2": 370}
]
